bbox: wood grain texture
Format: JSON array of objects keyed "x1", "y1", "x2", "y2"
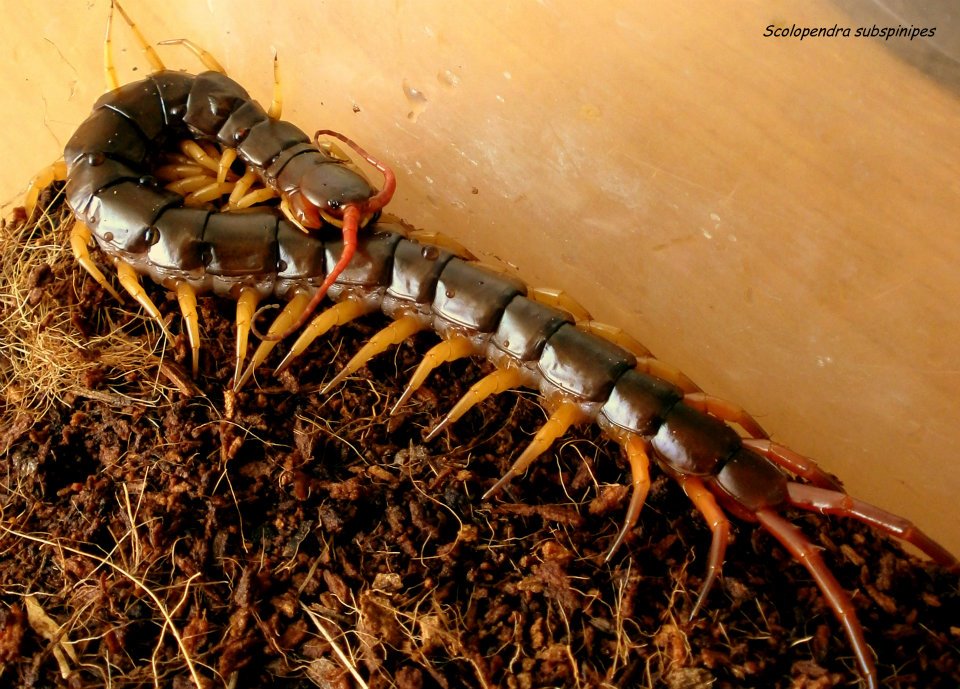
[{"x1": 2, "y1": 0, "x2": 957, "y2": 553}]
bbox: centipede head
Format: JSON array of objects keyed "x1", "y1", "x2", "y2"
[{"x1": 282, "y1": 129, "x2": 397, "y2": 238}]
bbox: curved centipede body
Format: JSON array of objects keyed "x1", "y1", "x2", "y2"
[{"x1": 22, "y1": 4, "x2": 958, "y2": 688}]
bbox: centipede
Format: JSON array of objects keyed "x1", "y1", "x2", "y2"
[{"x1": 12, "y1": 3, "x2": 959, "y2": 688}]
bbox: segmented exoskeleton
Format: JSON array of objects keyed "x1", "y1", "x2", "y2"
[{"x1": 23, "y1": 4, "x2": 958, "y2": 688}]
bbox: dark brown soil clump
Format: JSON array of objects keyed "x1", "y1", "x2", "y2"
[{"x1": 1, "y1": 189, "x2": 957, "y2": 688}]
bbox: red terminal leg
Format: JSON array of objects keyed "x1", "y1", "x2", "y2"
[
  {"x1": 755, "y1": 508, "x2": 878, "y2": 689},
  {"x1": 787, "y1": 482, "x2": 959, "y2": 571}
]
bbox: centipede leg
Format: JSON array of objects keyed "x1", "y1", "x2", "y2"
[
  {"x1": 267, "y1": 51, "x2": 282, "y2": 119},
  {"x1": 390, "y1": 335, "x2": 476, "y2": 415},
  {"x1": 424, "y1": 368, "x2": 525, "y2": 442},
  {"x1": 69, "y1": 221, "x2": 122, "y2": 301},
  {"x1": 677, "y1": 475, "x2": 730, "y2": 619},
  {"x1": 755, "y1": 508, "x2": 878, "y2": 689},
  {"x1": 635, "y1": 357, "x2": 701, "y2": 394},
  {"x1": 580, "y1": 321, "x2": 653, "y2": 358},
  {"x1": 217, "y1": 148, "x2": 238, "y2": 185},
  {"x1": 683, "y1": 392, "x2": 769, "y2": 439},
  {"x1": 234, "y1": 291, "x2": 311, "y2": 390},
  {"x1": 483, "y1": 400, "x2": 584, "y2": 499},
  {"x1": 115, "y1": 259, "x2": 173, "y2": 344},
  {"x1": 320, "y1": 315, "x2": 427, "y2": 394},
  {"x1": 786, "y1": 483, "x2": 959, "y2": 570},
  {"x1": 179, "y1": 141, "x2": 220, "y2": 174},
  {"x1": 24, "y1": 160, "x2": 67, "y2": 219},
  {"x1": 743, "y1": 439, "x2": 844, "y2": 491},
  {"x1": 156, "y1": 38, "x2": 226, "y2": 73},
  {"x1": 529, "y1": 286, "x2": 593, "y2": 322},
  {"x1": 175, "y1": 281, "x2": 201, "y2": 376},
  {"x1": 233, "y1": 287, "x2": 260, "y2": 386},
  {"x1": 269, "y1": 300, "x2": 372, "y2": 381},
  {"x1": 604, "y1": 434, "x2": 651, "y2": 560},
  {"x1": 109, "y1": 1, "x2": 165, "y2": 92}
]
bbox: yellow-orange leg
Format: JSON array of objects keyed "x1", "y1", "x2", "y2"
[
  {"x1": 115, "y1": 259, "x2": 173, "y2": 344},
  {"x1": 635, "y1": 357, "x2": 701, "y2": 394},
  {"x1": 69, "y1": 222, "x2": 123, "y2": 301},
  {"x1": 234, "y1": 292, "x2": 312, "y2": 390},
  {"x1": 320, "y1": 315, "x2": 427, "y2": 394},
  {"x1": 529, "y1": 286, "x2": 593, "y2": 322},
  {"x1": 184, "y1": 181, "x2": 236, "y2": 207},
  {"x1": 232, "y1": 187, "x2": 278, "y2": 210},
  {"x1": 579, "y1": 320, "x2": 653, "y2": 358},
  {"x1": 175, "y1": 281, "x2": 201, "y2": 377},
  {"x1": 216, "y1": 148, "x2": 238, "y2": 185},
  {"x1": 156, "y1": 38, "x2": 226, "y2": 73},
  {"x1": 676, "y1": 475, "x2": 730, "y2": 619},
  {"x1": 155, "y1": 164, "x2": 208, "y2": 183},
  {"x1": 424, "y1": 368, "x2": 525, "y2": 442},
  {"x1": 24, "y1": 160, "x2": 68, "y2": 219},
  {"x1": 165, "y1": 174, "x2": 219, "y2": 195},
  {"x1": 233, "y1": 287, "x2": 260, "y2": 386},
  {"x1": 108, "y1": 1, "x2": 166, "y2": 91},
  {"x1": 179, "y1": 141, "x2": 220, "y2": 174},
  {"x1": 267, "y1": 51, "x2": 282, "y2": 119},
  {"x1": 684, "y1": 392, "x2": 769, "y2": 440},
  {"x1": 273, "y1": 300, "x2": 373, "y2": 377},
  {"x1": 389, "y1": 335, "x2": 476, "y2": 415},
  {"x1": 226, "y1": 169, "x2": 259, "y2": 210},
  {"x1": 604, "y1": 434, "x2": 652, "y2": 560},
  {"x1": 482, "y1": 400, "x2": 584, "y2": 499}
]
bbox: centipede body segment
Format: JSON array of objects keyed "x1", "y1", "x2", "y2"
[{"x1": 18, "y1": 3, "x2": 958, "y2": 688}]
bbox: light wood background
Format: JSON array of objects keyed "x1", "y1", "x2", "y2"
[{"x1": 2, "y1": 1, "x2": 958, "y2": 555}]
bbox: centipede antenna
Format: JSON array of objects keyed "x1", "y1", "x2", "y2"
[
  {"x1": 157, "y1": 38, "x2": 226, "y2": 74},
  {"x1": 786, "y1": 483, "x2": 959, "y2": 570},
  {"x1": 274, "y1": 300, "x2": 371, "y2": 376},
  {"x1": 267, "y1": 50, "x2": 282, "y2": 119},
  {"x1": 604, "y1": 434, "x2": 651, "y2": 561},
  {"x1": 390, "y1": 335, "x2": 475, "y2": 415},
  {"x1": 677, "y1": 475, "x2": 730, "y2": 619},
  {"x1": 683, "y1": 392, "x2": 769, "y2": 440},
  {"x1": 320, "y1": 315, "x2": 426, "y2": 394},
  {"x1": 115, "y1": 259, "x2": 173, "y2": 345},
  {"x1": 755, "y1": 509, "x2": 878, "y2": 689},
  {"x1": 424, "y1": 368, "x2": 525, "y2": 442},
  {"x1": 233, "y1": 287, "x2": 260, "y2": 386},
  {"x1": 234, "y1": 291, "x2": 311, "y2": 391},
  {"x1": 112, "y1": 1, "x2": 166, "y2": 75},
  {"x1": 24, "y1": 160, "x2": 67, "y2": 219},
  {"x1": 69, "y1": 221, "x2": 123, "y2": 302},
  {"x1": 172, "y1": 281, "x2": 201, "y2": 377},
  {"x1": 482, "y1": 400, "x2": 583, "y2": 500}
]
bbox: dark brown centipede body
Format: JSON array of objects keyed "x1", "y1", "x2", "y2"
[{"x1": 50, "y1": 40, "x2": 958, "y2": 689}]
